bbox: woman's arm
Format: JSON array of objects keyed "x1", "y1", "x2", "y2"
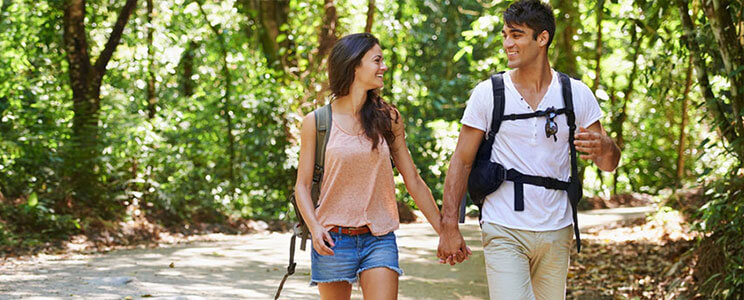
[
  {"x1": 295, "y1": 113, "x2": 335, "y2": 255},
  {"x1": 388, "y1": 109, "x2": 441, "y2": 234}
]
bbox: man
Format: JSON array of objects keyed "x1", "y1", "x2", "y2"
[{"x1": 437, "y1": 0, "x2": 621, "y2": 299}]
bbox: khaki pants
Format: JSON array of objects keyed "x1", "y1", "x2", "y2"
[{"x1": 481, "y1": 222, "x2": 572, "y2": 300}]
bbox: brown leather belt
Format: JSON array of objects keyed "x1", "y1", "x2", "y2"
[{"x1": 331, "y1": 226, "x2": 370, "y2": 235}]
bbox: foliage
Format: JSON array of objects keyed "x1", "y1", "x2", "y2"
[
  {"x1": 694, "y1": 174, "x2": 744, "y2": 298},
  {"x1": 0, "y1": 193, "x2": 79, "y2": 252}
]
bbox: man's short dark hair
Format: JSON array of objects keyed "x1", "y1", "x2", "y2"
[{"x1": 504, "y1": 0, "x2": 556, "y2": 48}]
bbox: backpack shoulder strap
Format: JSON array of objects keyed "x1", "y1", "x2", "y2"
[
  {"x1": 558, "y1": 72, "x2": 575, "y2": 125},
  {"x1": 557, "y1": 71, "x2": 583, "y2": 252},
  {"x1": 558, "y1": 72, "x2": 577, "y2": 182},
  {"x1": 311, "y1": 104, "x2": 332, "y2": 207},
  {"x1": 489, "y1": 72, "x2": 506, "y2": 139},
  {"x1": 314, "y1": 104, "x2": 332, "y2": 170}
]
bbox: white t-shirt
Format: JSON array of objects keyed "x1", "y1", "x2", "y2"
[{"x1": 461, "y1": 69, "x2": 602, "y2": 231}]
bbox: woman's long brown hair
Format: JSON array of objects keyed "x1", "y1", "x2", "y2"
[{"x1": 327, "y1": 33, "x2": 399, "y2": 151}]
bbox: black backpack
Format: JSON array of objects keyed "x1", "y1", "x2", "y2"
[
  {"x1": 275, "y1": 104, "x2": 332, "y2": 299},
  {"x1": 465, "y1": 71, "x2": 584, "y2": 252}
]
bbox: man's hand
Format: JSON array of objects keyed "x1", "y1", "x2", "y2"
[
  {"x1": 573, "y1": 125, "x2": 620, "y2": 172},
  {"x1": 574, "y1": 127, "x2": 608, "y2": 160},
  {"x1": 437, "y1": 225, "x2": 472, "y2": 265}
]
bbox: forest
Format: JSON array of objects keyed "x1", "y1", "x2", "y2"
[{"x1": 0, "y1": 0, "x2": 743, "y2": 298}]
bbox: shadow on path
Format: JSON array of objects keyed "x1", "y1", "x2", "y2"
[{"x1": 1, "y1": 207, "x2": 654, "y2": 299}]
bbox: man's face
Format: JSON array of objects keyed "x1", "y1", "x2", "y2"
[{"x1": 501, "y1": 23, "x2": 547, "y2": 69}]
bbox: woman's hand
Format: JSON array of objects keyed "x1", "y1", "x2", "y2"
[{"x1": 311, "y1": 227, "x2": 335, "y2": 256}]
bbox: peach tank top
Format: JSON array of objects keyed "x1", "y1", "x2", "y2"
[{"x1": 314, "y1": 119, "x2": 399, "y2": 236}]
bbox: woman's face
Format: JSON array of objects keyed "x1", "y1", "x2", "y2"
[{"x1": 354, "y1": 44, "x2": 388, "y2": 90}]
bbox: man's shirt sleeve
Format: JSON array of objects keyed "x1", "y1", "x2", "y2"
[
  {"x1": 460, "y1": 80, "x2": 491, "y2": 134},
  {"x1": 573, "y1": 80, "x2": 603, "y2": 128}
]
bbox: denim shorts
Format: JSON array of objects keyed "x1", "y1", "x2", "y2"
[{"x1": 310, "y1": 230, "x2": 403, "y2": 285}]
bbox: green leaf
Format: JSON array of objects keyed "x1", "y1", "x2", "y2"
[
  {"x1": 730, "y1": 65, "x2": 744, "y2": 78},
  {"x1": 28, "y1": 192, "x2": 38, "y2": 207},
  {"x1": 452, "y1": 46, "x2": 471, "y2": 62}
]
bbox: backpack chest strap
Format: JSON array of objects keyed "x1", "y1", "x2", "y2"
[{"x1": 502, "y1": 107, "x2": 568, "y2": 121}]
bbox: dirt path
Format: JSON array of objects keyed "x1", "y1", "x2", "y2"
[{"x1": 0, "y1": 207, "x2": 654, "y2": 300}]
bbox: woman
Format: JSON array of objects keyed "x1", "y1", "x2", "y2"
[{"x1": 294, "y1": 33, "x2": 442, "y2": 299}]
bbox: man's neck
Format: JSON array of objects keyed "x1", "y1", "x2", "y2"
[{"x1": 510, "y1": 59, "x2": 553, "y2": 93}]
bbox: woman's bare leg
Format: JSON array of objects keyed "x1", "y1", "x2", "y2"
[
  {"x1": 359, "y1": 267, "x2": 398, "y2": 300},
  {"x1": 318, "y1": 281, "x2": 352, "y2": 300}
]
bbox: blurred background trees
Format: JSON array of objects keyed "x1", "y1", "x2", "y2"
[{"x1": 0, "y1": 0, "x2": 742, "y2": 296}]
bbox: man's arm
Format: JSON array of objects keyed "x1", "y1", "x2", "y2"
[
  {"x1": 438, "y1": 125, "x2": 483, "y2": 264},
  {"x1": 574, "y1": 121, "x2": 621, "y2": 172}
]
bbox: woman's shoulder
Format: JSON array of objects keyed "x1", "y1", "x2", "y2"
[
  {"x1": 300, "y1": 110, "x2": 318, "y2": 135},
  {"x1": 302, "y1": 111, "x2": 316, "y2": 125}
]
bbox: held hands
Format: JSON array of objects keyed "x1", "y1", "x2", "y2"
[
  {"x1": 311, "y1": 226, "x2": 335, "y2": 256},
  {"x1": 437, "y1": 226, "x2": 472, "y2": 265}
]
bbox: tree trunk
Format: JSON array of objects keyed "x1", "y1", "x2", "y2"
[
  {"x1": 676, "y1": 55, "x2": 693, "y2": 188},
  {"x1": 593, "y1": 0, "x2": 604, "y2": 92},
  {"x1": 63, "y1": 0, "x2": 137, "y2": 213},
  {"x1": 365, "y1": 0, "x2": 375, "y2": 33},
  {"x1": 551, "y1": 0, "x2": 579, "y2": 78},
  {"x1": 180, "y1": 41, "x2": 197, "y2": 98},
  {"x1": 146, "y1": 0, "x2": 156, "y2": 119},
  {"x1": 384, "y1": 0, "x2": 403, "y2": 100},
  {"x1": 140, "y1": 0, "x2": 156, "y2": 217},
  {"x1": 238, "y1": 0, "x2": 290, "y2": 69},
  {"x1": 298, "y1": 0, "x2": 338, "y2": 110},
  {"x1": 677, "y1": 0, "x2": 739, "y2": 154},
  {"x1": 0, "y1": 0, "x2": 11, "y2": 24},
  {"x1": 612, "y1": 23, "x2": 639, "y2": 196},
  {"x1": 317, "y1": 0, "x2": 338, "y2": 65},
  {"x1": 739, "y1": 8, "x2": 744, "y2": 47},
  {"x1": 701, "y1": 0, "x2": 744, "y2": 158},
  {"x1": 198, "y1": 2, "x2": 236, "y2": 199}
]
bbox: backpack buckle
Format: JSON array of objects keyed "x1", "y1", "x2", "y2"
[
  {"x1": 287, "y1": 262, "x2": 296, "y2": 276},
  {"x1": 312, "y1": 165, "x2": 324, "y2": 183}
]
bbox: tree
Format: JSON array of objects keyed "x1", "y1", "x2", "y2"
[
  {"x1": 676, "y1": 56, "x2": 693, "y2": 188},
  {"x1": 62, "y1": 0, "x2": 137, "y2": 216},
  {"x1": 550, "y1": 0, "x2": 580, "y2": 78},
  {"x1": 701, "y1": 0, "x2": 744, "y2": 159},
  {"x1": 197, "y1": 0, "x2": 237, "y2": 200},
  {"x1": 318, "y1": 0, "x2": 338, "y2": 62},
  {"x1": 179, "y1": 41, "x2": 197, "y2": 98},
  {"x1": 295, "y1": 0, "x2": 339, "y2": 111},
  {"x1": 611, "y1": 20, "x2": 640, "y2": 196},
  {"x1": 146, "y1": 0, "x2": 156, "y2": 119},
  {"x1": 677, "y1": 0, "x2": 741, "y2": 158},
  {"x1": 365, "y1": 0, "x2": 375, "y2": 33},
  {"x1": 237, "y1": 0, "x2": 291, "y2": 69},
  {"x1": 593, "y1": 0, "x2": 604, "y2": 92}
]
